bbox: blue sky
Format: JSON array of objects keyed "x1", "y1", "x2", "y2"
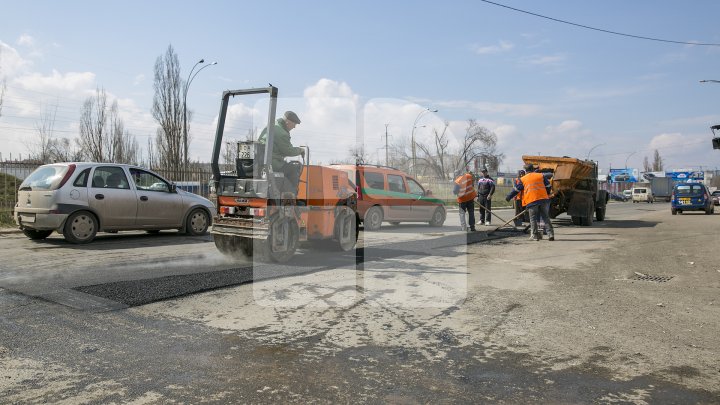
[{"x1": 2, "y1": 0, "x2": 720, "y2": 173}]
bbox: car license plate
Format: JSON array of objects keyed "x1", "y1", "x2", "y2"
[
  {"x1": 20, "y1": 214, "x2": 36, "y2": 223},
  {"x1": 679, "y1": 198, "x2": 691, "y2": 205}
]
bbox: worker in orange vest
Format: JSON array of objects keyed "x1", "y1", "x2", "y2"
[
  {"x1": 453, "y1": 167, "x2": 477, "y2": 232},
  {"x1": 506, "y1": 164, "x2": 555, "y2": 241}
]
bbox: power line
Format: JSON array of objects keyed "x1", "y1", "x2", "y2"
[{"x1": 479, "y1": 0, "x2": 720, "y2": 46}]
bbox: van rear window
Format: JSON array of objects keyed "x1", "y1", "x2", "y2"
[
  {"x1": 676, "y1": 184, "x2": 703, "y2": 194},
  {"x1": 633, "y1": 189, "x2": 646, "y2": 193}
]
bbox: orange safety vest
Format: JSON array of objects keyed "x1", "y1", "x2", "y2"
[
  {"x1": 520, "y1": 172, "x2": 549, "y2": 207},
  {"x1": 455, "y1": 173, "x2": 477, "y2": 203}
]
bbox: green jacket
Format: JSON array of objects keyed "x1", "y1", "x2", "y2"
[{"x1": 258, "y1": 118, "x2": 303, "y2": 170}]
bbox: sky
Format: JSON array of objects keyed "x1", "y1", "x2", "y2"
[{"x1": 2, "y1": 0, "x2": 720, "y2": 174}]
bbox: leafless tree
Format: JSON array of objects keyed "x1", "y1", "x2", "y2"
[
  {"x1": 108, "y1": 101, "x2": 139, "y2": 164},
  {"x1": 456, "y1": 120, "x2": 504, "y2": 172},
  {"x1": 651, "y1": 149, "x2": 664, "y2": 171},
  {"x1": 643, "y1": 156, "x2": 651, "y2": 172},
  {"x1": 32, "y1": 102, "x2": 58, "y2": 163},
  {"x1": 151, "y1": 44, "x2": 184, "y2": 178},
  {"x1": 415, "y1": 121, "x2": 451, "y2": 179},
  {"x1": 78, "y1": 87, "x2": 110, "y2": 162}
]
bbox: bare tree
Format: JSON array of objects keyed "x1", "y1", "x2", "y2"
[
  {"x1": 415, "y1": 121, "x2": 452, "y2": 179},
  {"x1": 651, "y1": 149, "x2": 664, "y2": 171},
  {"x1": 452, "y1": 119, "x2": 503, "y2": 174},
  {"x1": 108, "y1": 100, "x2": 139, "y2": 164},
  {"x1": 32, "y1": 102, "x2": 59, "y2": 163},
  {"x1": 78, "y1": 87, "x2": 110, "y2": 162},
  {"x1": 152, "y1": 44, "x2": 184, "y2": 178},
  {"x1": 643, "y1": 156, "x2": 651, "y2": 172}
]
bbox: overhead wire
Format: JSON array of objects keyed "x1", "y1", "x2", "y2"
[{"x1": 479, "y1": 0, "x2": 720, "y2": 46}]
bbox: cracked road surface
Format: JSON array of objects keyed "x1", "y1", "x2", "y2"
[{"x1": 1, "y1": 203, "x2": 719, "y2": 403}]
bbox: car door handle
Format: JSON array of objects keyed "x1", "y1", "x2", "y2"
[
  {"x1": 140, "y1": 196, "x2": 148, "y2": 201},
  {"x1": 95, "y1": 194, "x2": 104, "y2": 200}
]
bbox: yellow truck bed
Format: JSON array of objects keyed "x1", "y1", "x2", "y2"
[{"x1": 522, "y1": 155, "x2": 595, "y2": 193}]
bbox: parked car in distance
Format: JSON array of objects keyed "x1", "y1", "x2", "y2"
[
  {"x1": 711, "y1": 190, "x2": 720, "y2": 206},
  {"x1": 622, "y1": 189, "x2": 632, "y2": 199},
  {"x1": 632, "y1": 187, "x2": 653, "y2": 203},
  {"x1": 670, "y1": 182, "x2": 714, "y2": 215},
  {"x1": 609, "y1": 192, "x2": 628, "y2": 202},
  {"x1": 329, "y1": 164, "x2": 446, "y2": 231},
  {"x1": 14, "y1": 163, "x2": 215, "y2": 243}
]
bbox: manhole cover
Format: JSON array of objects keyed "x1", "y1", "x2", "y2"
[{"x1": 630, "y1": 273, "x2": 674, "y2": 282}]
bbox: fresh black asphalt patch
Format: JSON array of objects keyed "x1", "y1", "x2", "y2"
[{"x1": 74, "y1": 230, "x2": 521, "y2": 308}]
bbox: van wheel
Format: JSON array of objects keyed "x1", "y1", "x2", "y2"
[
  {"x1": 186, "y1": 208, "x2": 210, "y2": 235},
  {"x1": 22, "y1": 229, "x2": 53, "y2": 240},
  {"x1": 429, "y1": 207, "x2": 446, "y2": 227},
  {"x1": 63, "y1": 211, "x2": 98, "y2": 244},
  {"x1": 364, "y1": 206, "x2": 383, "y2": 231}
]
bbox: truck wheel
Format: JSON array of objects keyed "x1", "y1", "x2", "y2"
[
  {"x1": 571, "y1": 216, "x2": 582, "y2": 226},
  {"x1": 581, "y1": 202, "x2": 594, "y2": 226},
  {"x1": 595, "y1": 205, "x2": 606, "y2": 221},
  {"x1": 428, "y1": 207, "x2": 446, "y2": 227},
  {"x1": 63, "y1": 211, "x2": 98, "y2": 244},
  {"x1": 22, "y1": 229, "x2": 53, "y2": 240},
  {"x1": 364, "y1": 206, "x2": 383, "y2": 231}
]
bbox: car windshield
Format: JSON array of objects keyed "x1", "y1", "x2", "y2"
[
  {"x1": 19, "y1": 165, "x2": 70, "y2": 191},
  {"x1": 675, "y1": 184, "x2": 704, "y2": 195},
  {"x1": 712, "y1": 191, "x2": 720, "y2": 196}
]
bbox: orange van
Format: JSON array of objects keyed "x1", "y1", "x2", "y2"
[{"x1": 329, "y1": 164, "x2": 446, "y2": 231}]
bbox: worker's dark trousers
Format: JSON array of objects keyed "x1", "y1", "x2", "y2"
[
  {"x1": 528, "y1": 201, "x2": 554, "y2": 238},
  {"x1": 477, "y1": 194, "x2": 492, "y2": 224},
  {"x1": 513, "y1": 199, "x2": 525, "y2": 226},
  {"x1": 281, "y1": 163, "x2": 302, "y2": 193}
]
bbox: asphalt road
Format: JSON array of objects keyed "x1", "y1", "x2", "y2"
[{"x1": 1, "y1": 201, "x2": 719, "y2": 403}]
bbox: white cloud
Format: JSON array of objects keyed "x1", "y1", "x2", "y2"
[
  {"x1": 0, "y1": 41, "x2": 32, "y2": 76},
  {"x1": 17, "y1": 34, "x2": 35, "y2": 47},
  {"x1": 132, "y1": 74, "x2": 145, "y2": 86},
  {"x1": 472, "y1": 40, "x2": 514, "y2": 55},
  {"x1": 14, "y1": 70, "x2": 95, "y2": 94}
]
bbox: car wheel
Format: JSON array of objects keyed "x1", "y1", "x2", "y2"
[
  {"x1": 186, "y1": 208, "x2": 210, "y2": 236},
  {"x1": 428, "y1": 207, "x2": 446, "y2": 227},
  {"x1": 22, "y1": 229, "x2": 53, "y2": 240},
  {"x1": 671, "y1": 208, "x2": 677, "y2": 215},
  {"x1": 389, "y1": 222, "x2": 401, "y2": 226},
  {"x1": 63, "y1": 211, "x2": 98, "y2": 244},
  {"x1": 364, "y1": 206, "x2": 384, "y2": 231}
]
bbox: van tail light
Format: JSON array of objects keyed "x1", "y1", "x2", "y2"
[
  {"x1": 356, "y1": 185, "x2": 363, "y2": 200},
  {"x1": 58, "y1": 164, "x2": 76, "y2": 188}
]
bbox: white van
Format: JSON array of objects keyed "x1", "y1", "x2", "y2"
[{"x1": 632, "y1": 187, "x2": 654, "y2": 203}]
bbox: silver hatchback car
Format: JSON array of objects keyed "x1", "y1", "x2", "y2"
[{"x1": 13, "y1": 163, "x2": 215, "y2": 243}]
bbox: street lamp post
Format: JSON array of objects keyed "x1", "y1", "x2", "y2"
[
  {"x1": 183, "y1": 59, "x2": 217, "y2": 179},
  {"x1": 585, "y1": 143, "x2": 605, "y2": 161},
  {"x1": 411, "y1": 107, "x2": 437, "y2": 177},
  {"x1": 625, "y1": 151, "x2": 636, "y2": 169}
]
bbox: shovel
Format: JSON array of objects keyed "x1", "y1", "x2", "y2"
[
  {"x1": 488, "y1": 209, "x2": 528, "y2": 235},
  {"x1": 476, "y1": 200, "x2": 514, "y2": 226}
]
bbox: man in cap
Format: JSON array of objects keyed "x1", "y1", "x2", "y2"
[
  {"x1": 475, "y1": 168, "x2": 496, "y2": 226},
  {"x1": 453, "y1": 167, "x2": 477, "y2": 232},
  {"x1": 258, "y1": 110, "x2": 305, "y2": 191},
  {"x1": 506, "y1": 163, "x2": 555, "y2": 241}
]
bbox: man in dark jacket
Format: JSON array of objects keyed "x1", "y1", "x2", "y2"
[{"x1": 476, "y1": 168, "x2": 495, "y2": 225}]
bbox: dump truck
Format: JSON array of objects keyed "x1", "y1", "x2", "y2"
[
  {"x1": 522, "y1": 155, "x2": 609, "y2": 226},
  {"x1": 649, "y1": 176, "x2": 674, "y2": 202},
  {"x1": 210, "y1": 86, "x2": 359, "y2": 262}
]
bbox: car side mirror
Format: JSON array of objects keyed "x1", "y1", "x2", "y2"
[{"x1": 170, "y1": 184, "x2": 177, "y2": 193}]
